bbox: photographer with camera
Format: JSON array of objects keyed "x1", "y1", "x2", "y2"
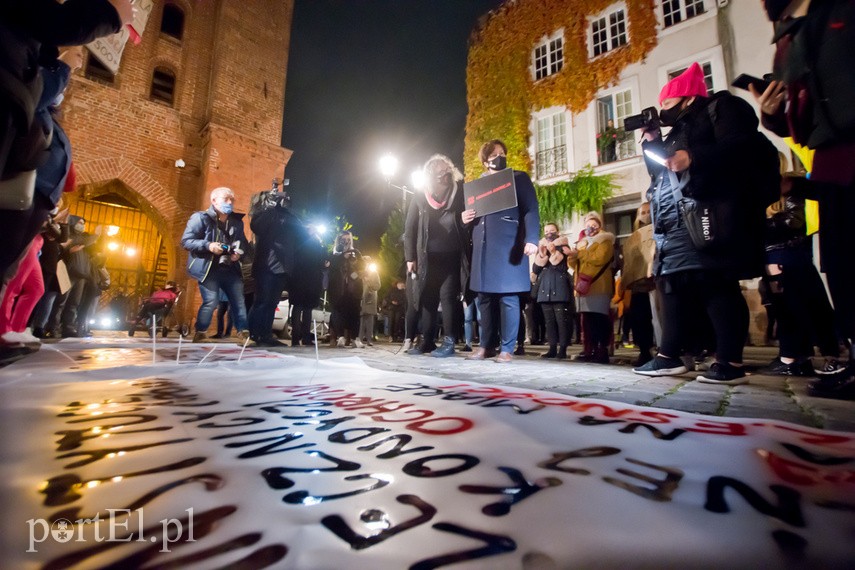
[
  {"x1": 630, "y1": 63, "x2": 774, "y2": 385},
  {"x1": 181, "y1": 187, "x2": 250, "y2": 343},
  {"x1": 328, "y1": 231, "x2": 364, "y2": 348},
  {"x1": 247, "y1": 180, "x2": 302, "y2": 347}
]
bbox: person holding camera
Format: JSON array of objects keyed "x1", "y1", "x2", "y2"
[
  {"x1": 752, "y1": 0, "x2": 855, "y2": 399},
  {"x1": 181, "y1": 187, "x2": 250, "y2": 343},
  {"x1": 328, "y1": 231, "x2": 365, "y2": 348},
  {"x1": 631, "y1": 63, "x2": 771, "y2": 384},
  {"x1": 247, "y1": 184, "x2": 302, "y2": 347}
]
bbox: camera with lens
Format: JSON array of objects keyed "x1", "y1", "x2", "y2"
[
  {"x1": 218, "y1": 240, "x2": 243, "y2": 265},
  {"x1": 623, "y1": 106, "x2": 660, "y2": 132},
  {"x1": 266, "y1": 178, "x2": 292, "y2": 209}
]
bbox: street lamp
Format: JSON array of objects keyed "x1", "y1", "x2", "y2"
[
  {"x1": 379, "y1": 153, "x2": 398, "y2": 179},
  {"x1": 410, "y1": 169, "x2": 426, "y2": 191},
  {"x1": 379, "y1": 152, "x2": 416, "y2": 210}
]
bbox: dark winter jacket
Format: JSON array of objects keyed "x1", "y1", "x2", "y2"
[
  {"x1": 532, "y1": 236, "x2": 572, "y2": 303},
  {"x1": 34, "y1": 61, "x2": 71, "y2": 205},
  {"x1": 62, "y1": 215, "x2": 98, "y2": 280},
  {"x1": 469, "y1": 170, "x2": 540, "y2": 293},
  {"x1": 761, "y1": 0, "x2": 855, "y2": 186},
  {"x1": 404, "y1": 182, "x2": 470, "y2": 310},
  {"x1": 328, "y1": 249, "x2": 364, "y2": 308},
  {"x1": 38, "y1": 221, "x2": 68, "y2": 291},
  {"x1": 250, "y1": 202, "x2": 302, "y2": 276},
  {"x1": 289, "y1": 226, "x2": 326, "y2": 307},
  {"x1": 0, "y1": 0, "x2": 121, "y2": 178},
  {"x1": 644, "y1": 92, "x2": 767, "y2": 279},
  {"x1": 181, "y1": 206, "x2": 248, "y2": 282}
]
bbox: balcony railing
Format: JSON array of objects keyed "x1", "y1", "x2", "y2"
[{"x1": 535, "y1": 145, "x2": 568, "y2": 179}]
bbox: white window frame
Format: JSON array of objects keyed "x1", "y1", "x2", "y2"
[
  {"x1": 588, "y1": 2, "x2": 629, "y2": 60},
  {"x1": 532, "y1": 30, "x2": 564, "y2": 81},
  {"x1": 657, "y1": 46, "x2": 727, "y2": 97},
  {"x1": 530, "y1": 106, "x2": 574, "y2": 183},
  {"x1": 656, "y1": 0, "x2": 717, "y2": 37},
  {"x1": 588, "y1": 77, "x2": 641, "y2": 169}
]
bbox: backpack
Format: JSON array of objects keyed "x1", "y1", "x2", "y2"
[
  {"x1": 698, "y1": 93, "x2": 778, "y2": 278},
  {"x1": 707, "y1": 95, "x2": 782, "y2": 209}
]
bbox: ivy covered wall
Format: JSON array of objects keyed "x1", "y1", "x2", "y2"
[{"x1": 465, "y1": 0, "x2": 659, "y2": 184}]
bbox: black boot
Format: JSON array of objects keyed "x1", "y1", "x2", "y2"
[
  {"x1": 431, "y1": 336, "x2": 455, "y2": 358},
  {"x1": 541, "y1": 345, "x2": 557, "y2": 359},
  {"x1": 556, "y1": 345, "x2": 568, "y2": 360}
]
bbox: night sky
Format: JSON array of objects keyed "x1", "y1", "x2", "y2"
[{"x1": 281, "y1": 0, "x2": 503, "y2": 253}]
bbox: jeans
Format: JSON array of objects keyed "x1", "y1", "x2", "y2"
[
  {"x1": 215, "y1": 300, "x2": 233, "y2": 336},
  {"x1": 57, "y1": 276, "x2": 87, "y2": 333},
  {"x1": 31, "y1": 289, "x2": 59, "y2": 330},
  {"x1": 463, "y1": 298, "x2": 481, "y2": 347},
  {"x1": 196, "y1": 268, "x2": 248, "y2": 333},
  {"x1": 478, "y1": 293, "x2": 520, "y2": 354},
  {"x1": 247, "y1": 269, "x2": 288, "y2": 339}
]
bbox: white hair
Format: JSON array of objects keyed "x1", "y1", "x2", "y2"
[
  {"x1": 210, "y1": 187, "x2": 235, "y2": 202},
  {"x1": 423, "y1": 154, "x2": 464, "y2": 182}
]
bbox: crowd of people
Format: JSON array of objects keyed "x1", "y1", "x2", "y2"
[
  {"x1": 1, "y1": 0, "x2": 851, "y2": 402},
  {"x1": 0, "y1": 0, "x2": 135, "y2": 362}
]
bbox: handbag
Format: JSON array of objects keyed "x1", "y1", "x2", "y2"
[
  {"x1": 574, "y1": 255, "x2": 614, "y2": 296},
  {"x1": 669, "y1": 170, "x2": 735, "y2": 251},
  {"x1": 55, "y1": 260, "x2": 71, "y2": 294},
  {"x1": 0, "y1": 169, "x2": 35, "y2": 210}
]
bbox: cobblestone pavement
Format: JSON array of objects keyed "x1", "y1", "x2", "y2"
[
  {"x1": 259, "y1": 339, "x2": 855, "y2": 433},
  {"x1": 39, "y1": 333, "x2": 854, "y2": 432}
]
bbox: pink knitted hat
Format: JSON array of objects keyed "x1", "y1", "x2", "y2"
[{"x1": 659, "y1": 62, "x2": 708, "y2": 105}]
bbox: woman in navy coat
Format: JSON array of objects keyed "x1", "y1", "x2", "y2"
[{"x1": 463, "y1": 140, "x2": 540, "y2": 362}]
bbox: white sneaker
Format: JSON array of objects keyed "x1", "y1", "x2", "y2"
[
  {"x1": 1, "y1": 331, "x2": 24, "y2": 345},
  {"x1": 354, "y1": 338, "x2": 364, "y2": 348},
  {"x1": 1, "y1": 331, "x2": 39, "y2": 345},
  {"x1": 17, "y1": 331, "x2": 41, "y2": 344},
  {"x1": 401, "y1": 339, "x2": 412, "y2": 353},
  {"x1": 336, "y1": 336, "x2": 346, "y2": 348}
]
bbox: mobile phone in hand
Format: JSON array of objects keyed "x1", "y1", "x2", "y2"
[{"x1": 731, "y1": 73, "x2": 772, "y2": 93}]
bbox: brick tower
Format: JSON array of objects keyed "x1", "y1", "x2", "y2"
[{"x1": 61, "y1": 0, "x2": 294, "y2": 326}]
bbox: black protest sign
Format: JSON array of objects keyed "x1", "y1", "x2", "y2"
[{"x1": 464, "y1": 169, "x2": 517, "y2": 217}]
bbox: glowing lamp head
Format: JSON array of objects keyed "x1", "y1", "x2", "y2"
[{"x1": 379, "y1": 153, "x2": 399, "y2": 179}]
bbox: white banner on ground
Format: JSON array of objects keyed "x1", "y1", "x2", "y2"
[
  {"x1": 0, "y1": 339, "x2": 853, "y2": 569},
  {"x1": 86, "y1": 0, "x2": 154, "y2": 74}
]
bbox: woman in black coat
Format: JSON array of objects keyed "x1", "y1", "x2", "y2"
[
  {"x1": 403, "y1": 155, "x2": 470, "y2": 357},
  {"x1": 532, "y1": 223, "x2": 573, "y2": 359}
]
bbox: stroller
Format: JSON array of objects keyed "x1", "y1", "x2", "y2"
[{"x1": 128, "y1": 282, "x2": 187, "y2": 338}]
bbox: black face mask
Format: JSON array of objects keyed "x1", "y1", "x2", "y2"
[
  {"x1": 487, "y1": 155, "x2": 507, "y2": 171},
  {"x1": 763, "y1": 0, "x2": 792, "y2": 21},
  {"x1": 659, "y1": 99, "x2": 687, "y2": 127}
]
